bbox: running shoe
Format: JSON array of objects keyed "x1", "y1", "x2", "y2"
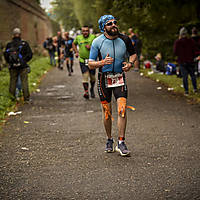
[
  {"x1": 184, "y1": 91, "x2": 189, "y2": 96},
  {"x1": 115, "y1": 141, "x2": 130, "y2": 156},
  {"x1": 105, "y1": 138, "x2": 114, "y2": 153},
  {"x1": 83, "y1": 91, "x2": 89, "y2": 99}
]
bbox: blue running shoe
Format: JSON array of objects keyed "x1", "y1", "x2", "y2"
[
  {"x1": 105, "y1": 139, "x2": 114, "y2": 153},
  {"x1": 116, "y1": 141, "x2": 130, "y2": 156}
]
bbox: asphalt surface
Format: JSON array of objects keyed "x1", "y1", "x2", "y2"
[{"x1": 0, "y1": 59, "x2": 200, "y2": 200}]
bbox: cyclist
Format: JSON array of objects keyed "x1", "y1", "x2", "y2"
[{"x1": 88, "y1": 15, "x2": 137, "y2": 156}]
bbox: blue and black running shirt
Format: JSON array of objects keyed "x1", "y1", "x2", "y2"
[{"x1": 89, "y1": 33, "x2": 136, "y2": 73}]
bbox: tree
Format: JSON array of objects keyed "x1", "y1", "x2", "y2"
[{"x1": 51, "y1": 0, "x2": 80, "y2": 31}]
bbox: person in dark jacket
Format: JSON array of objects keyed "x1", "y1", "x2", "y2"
[
  {"x1": 191, "y1": 27, "x2": 200, "y2": 76},
  {"x1": 173, "y1": 27, "x2": 199, "y2": 95},
  {"x1": 4, "y1": 28, "x2": 33, "y2": 102},
  {"x1": 43, "y1": 37, "x2": 56, "y2": 66}
]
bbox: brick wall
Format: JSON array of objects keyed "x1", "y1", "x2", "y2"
[{"x1": 0, "y1": 0, "x2": 54, "y2": 51}]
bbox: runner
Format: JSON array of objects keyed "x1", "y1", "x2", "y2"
[
  {"x1": 56, "y1": 31, "x2": 64, "y2": 69},
  {"x1": 88, "y1": 15, "x2": 137, "y2": 156},
  {"x1": 63, "y1": 32, "x2": 74, "y2": 76},
  {"x1": 73, "y1": 26, "x2": 96, "y2": 99}
]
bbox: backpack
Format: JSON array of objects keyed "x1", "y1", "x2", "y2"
[
  {"x1": 6, "y1": 42, "x2": 23, "y2": 67},
  {"x1": 46, "y1": 40, "x2": 54, "y2": 51}
]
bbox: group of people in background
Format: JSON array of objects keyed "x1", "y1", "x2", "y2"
[
  {"x1": 3, "y1": 15, "x2": 200, "y2": 157},
  {"x1": 43, "y1": 26, "x2": 97, "y2": 99}
]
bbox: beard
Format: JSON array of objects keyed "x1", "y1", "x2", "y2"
[{"x1": 105, "y1": 27, "x2": 119, "y2": 36}]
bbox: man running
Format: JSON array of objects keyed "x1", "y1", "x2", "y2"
[
  {"x1": 63, "y1": 32, "x2": 74, "y2": 76},
  {"x1": 88, "y1": 15, "x2": 137, "y2": 156},
  {"x1": 73, "y1": 26, "x2": 96, "y2": 99}
]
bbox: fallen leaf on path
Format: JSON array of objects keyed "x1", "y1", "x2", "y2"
[
  {"x1": 148, "y1": 71, "x2": 154, "y2": 75},
  {"x1": 21, "y1": 147, "x2": 29, "y2": 151},
  {"x1": 8, "y1": 111, "x2": 22, "y2": 116},
  {"x1": 86, "y1": 110, "x2": 94, "y2": 113}
]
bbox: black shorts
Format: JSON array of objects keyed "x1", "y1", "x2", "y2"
[
  {"x1": 80, "y1": 62, "x2": 96, "y2": 75},
  {"x1": 97, "y1": 72, "x2": 128, "y2": 103}
]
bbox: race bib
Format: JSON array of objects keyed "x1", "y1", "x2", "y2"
[
  {"x1": 106, "y1": 73, "x2": 125, "y2": 88},
  {"x1": 84, "y1": 59, "x2": 89, "y2": 66}
]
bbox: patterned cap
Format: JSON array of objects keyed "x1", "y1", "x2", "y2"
[{"x1": 98, "y1": 15, "x2": 115, "y2": 32}]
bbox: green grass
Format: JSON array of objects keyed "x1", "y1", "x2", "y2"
[
  {"x1": 140, "y1": 68, "x2": 200, "y2": 103},
  {"x1": 0, "y1": 56, "x2": 52, "y2": 123}
]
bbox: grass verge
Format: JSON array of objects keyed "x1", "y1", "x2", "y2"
[
  {"x1": 140, "y1": 68, "x2": 200, "y2": 103},
  {"x1": 0, "y1": 56, "x2": 52, "y2": 125}
]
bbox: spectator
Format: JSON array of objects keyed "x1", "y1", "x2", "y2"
[
  {"x1": 173, "y1": 27, "x2": 199, "y2": 95},
  {"x1": 191, "y1": 27, "x2": 200, "y2": 76},
  {"x1": 155, "y1": 53, "x2": 165, "y2": 73},
  {"x1": 4, "y1": 28, "x2": 33, "y2": 102},
  {"x1": 43, "y1": 37, "x2": 56, "y2": 66},
  {"x1": 128, "y1": 28, "x2": 140, "y2": 70}
]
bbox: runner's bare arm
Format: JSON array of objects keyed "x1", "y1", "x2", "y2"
[
  {"x1": 72, "y1": 43, "x2": 79, "y2": 57},
  {"x1": 122, "y1": 53, "x2": 138, "y2": 72},
  {"x1": 89, "y1": 53, "x2": 114, "y2": 69}
]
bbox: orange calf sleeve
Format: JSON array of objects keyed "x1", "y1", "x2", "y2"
[{"x1": 118, "y1": 97, "x2": 127, "y2": 118}]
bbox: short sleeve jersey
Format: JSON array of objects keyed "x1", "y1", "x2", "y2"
[
  {"x1": 89, "y1": 33, "x2": 136, "y2": 73},
  {"x1": 73, "y1": 34, "x2": 96, "y2": 63}
]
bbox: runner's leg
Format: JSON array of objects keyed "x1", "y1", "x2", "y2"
[
  {"x1": 101, "y1": 102, "x2": 112, "y2": 139},
  {"x1": 70, "y1": 57, "x2": 73, "y2": 72},
  {"x1": 82, "y1": 71, "x2": 89, "y2": 99},
  {"x1": 89, "y1": 72, "x2": 96, "y2": 98},
  {"x1": 117, "y1": 97, "x2": 127, "y2": 138}
]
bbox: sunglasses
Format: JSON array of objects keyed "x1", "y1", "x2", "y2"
[{"x1": 105, "y1": 20, "x2": 117, "y2": 26}]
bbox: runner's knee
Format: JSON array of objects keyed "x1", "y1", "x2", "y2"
[
  {"x1": 90, "y1": 74, "x2": 96, "y2": 82},
  {"x1": 82, "y1": 71, "x2": 89, "y2": 82},
  {"x1": 118, "y1": 97, "x2": 127, "y2": 118}
]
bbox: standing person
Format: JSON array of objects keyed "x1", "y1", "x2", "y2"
[
  {"x1": 64, "y1": 32, "x2": 74, "y2": 76},
  {"x1": 88, "y1": 15, "x2": 137, "y2": 156},
  {"x1": 191, "y1": 27, "x2": 200, "y2": 76},
  {"x1": 73, "y1": 26, "x2": 96, "y2": 99},
  {"x1": 56, "y1": 31, "x2": 64, "y2": 69},
  {"x1": 128, "y1": 28, "x2": 139, "y2": 70},
  {"x1": 43, "y1": 37, "x2": 56, "y2": 66},
  {"x1": 174, "y1": 27, "x2": 199, "y2": 95},
  {"x1": 4, "y1": 28, "x2": 32, "y2": 102}
]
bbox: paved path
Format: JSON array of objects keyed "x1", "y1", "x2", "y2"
[{"x1": 0, "y1": 59, "x2": 200, "y2": 199}]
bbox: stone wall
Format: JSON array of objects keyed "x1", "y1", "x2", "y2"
[{"x1": 0, "y1": 0, "x2": 54, "y2": 51}]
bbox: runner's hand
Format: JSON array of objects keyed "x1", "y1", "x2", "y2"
[
  {"x1": 122, "y1": 62, "x2": 132, "y2": 72},
  {"x1": 103, "y1": 53, "x2": 114, "y2": 65}
]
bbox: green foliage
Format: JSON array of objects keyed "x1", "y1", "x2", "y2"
[
  {"x1": 51, "y1": 0, "x2": 80, "y2": 31},
  {"x1": 51, "y1": 0, "x2": 200, "y2": 60},
  {"x1": 0, "y1": 56, "x2": 52, "y2": 122}
]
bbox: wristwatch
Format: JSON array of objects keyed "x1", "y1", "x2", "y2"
[{"x1": 128, "y1": 61, "x2": 134, "y2": 67}]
